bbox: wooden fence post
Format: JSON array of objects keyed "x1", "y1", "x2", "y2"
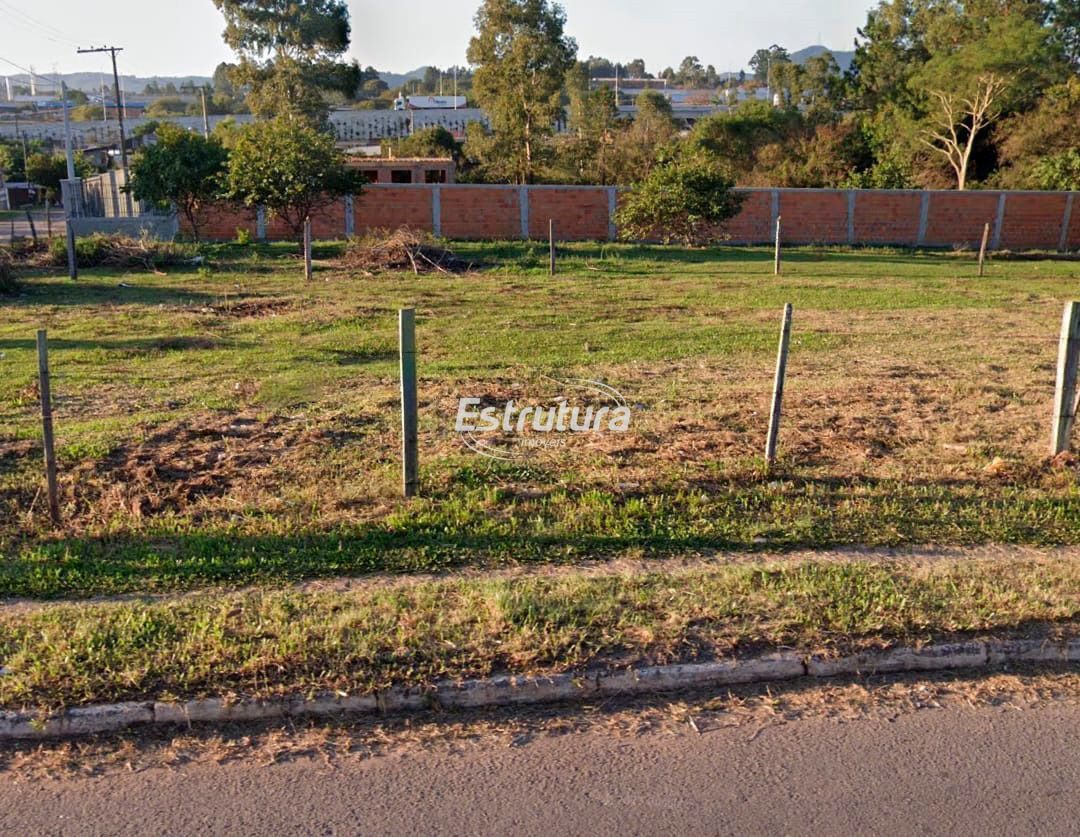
[
  {"x1": 774, "y1": 216, "x2": 783, "y2": 276},
  {"x1": 1051, "y1": 301, "x2": 1080, "y2": 456},
  {"x1": 45, "y1": 199, "x2": 52, "y2": 239},
  {"x1": 399, "y1": 309, "x2": 419, "y2": 498},
  {"x1": 66, "y1": 224, "x2": 78, "y2": 281},
  {"x1": 25, "y1": 210, "x2": 37, "y2": 243},
  {"x1": 765, "y1": 304, "x2": 794, "y2": 467},
  {"x1": 36, "y1": 330, "x2": 61, "y2": 527},
  {"x1": 978, "y1": 222, "x2": 991, "y2": 277},
  {"x1": 303, "y1": 217, "x2": 313, "y2": 281},
  {"x1": 549, "y1": 219, "x2": 556, "y2": 277}
]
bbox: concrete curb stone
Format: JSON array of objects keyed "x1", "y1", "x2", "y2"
[
  {"x1": 807, "y1": 642, "x2": 988, "y2": 677},
  {"x1": 1, "y1": 641, "x2": 1075, "y2": 741},
  {"x1": 986, "y1": 639, "x2": 1069, "y2": 665}
]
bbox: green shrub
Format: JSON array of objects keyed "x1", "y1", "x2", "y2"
[{"x1": 616, "y1": 153, "x2": 744, "y2": 246}]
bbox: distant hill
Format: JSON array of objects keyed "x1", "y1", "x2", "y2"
[
  {"x1": 3, "y1": 73, "x2": 212, "y2": 95},
  {"x1": 789, "y1": 45, "x2": 855, "y2": 73},
  {"x1": 377, "y1": 67, "x2": 430, "y2": 89},
  {"x1": 3, "y1": 68, "x2": 427, "y2": 96}
]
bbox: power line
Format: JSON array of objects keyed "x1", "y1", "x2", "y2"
[
  {"x1": 0, "y1": 1, "x2": 80, "y2": 48},
  {"x1": 76, "y1": 45, "x2": 129, "y2": 177},
  {"x1": 0, "y1": 54, "x2": 61, "y2": 86}
]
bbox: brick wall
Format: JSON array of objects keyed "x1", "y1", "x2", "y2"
[
  {"x1": 440, "y1": 186, "x2": 520, "y2": 239},
  {"x1": 182, "y1": 186, "x2": 1080, "y2": 252},
  {"x1": 1000, "y1": 193, "x2": 1070, "y2": 250},
  {"x1": 356, "y1": 186, "x2": 432, "y2": 233},
  {"x1": 190, "y1": 204, "x2": 258, "y2": 241},
  {"x1": 854, "y1": 191, "x2": 923, "y2": 246},
  {"x1": 924, "y1": 191, "x2": 1000, "y2": 248},
  {"x1": 528, "y1": 187, "x2": 610, "y2": 241},
  {"x1": 724, "y1": 190, "x2": 772, "y2": 243}
]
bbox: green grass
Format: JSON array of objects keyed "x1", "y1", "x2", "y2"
[
  {"x1": 2, "y1": 556, "x2": 1077, "y2": 711},
  {"x1": 3, "y1": 240, "x2": 1080, "y2": 600}
]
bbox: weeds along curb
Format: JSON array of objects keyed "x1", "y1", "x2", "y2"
[{"x1": 3, "y1": 639, "x2": 1079, "y2": 741}]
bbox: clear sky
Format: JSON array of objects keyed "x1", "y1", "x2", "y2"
[{"x1": 0, "y1": 0, "x2": 874, "y2": 79}]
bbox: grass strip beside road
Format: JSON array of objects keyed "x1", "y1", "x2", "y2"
[
  {"x1": 6, "y1": 479, "x2": 1080, "y2": 601},
  {"x1": 2, "y1": 556, "x2": 1077, "y2": 712}
]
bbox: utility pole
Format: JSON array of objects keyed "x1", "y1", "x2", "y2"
[
  {"x1": 77, "y1": 47, "x2": 129, "y2": 176},
  {"x1": 766, "y1": 43, "x2": 782, "y2": 108},
  {"x1": 14, "y1": 111, "x2": 28, "y2": 179},
  {"x1": 59, "y1": 82, "x2": 76, "y2": 183},
  {"x1": 200, "y1": 86, "x2": 210, "y2": 138}
]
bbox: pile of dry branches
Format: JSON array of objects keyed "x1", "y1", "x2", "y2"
[
  {"x1": 65, "y1": 233, "x2": 198, "y2": 271},
  {"x1": 341, "y1": 228, "x2": 475, "y2": 275}
]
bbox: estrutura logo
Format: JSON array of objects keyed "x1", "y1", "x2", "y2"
[{"x1": 455, "y1": 377, "x2": 632, "y2": 462}]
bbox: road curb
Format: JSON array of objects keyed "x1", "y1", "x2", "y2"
[{"x1": 2, "y1": 640, "x2": 1077, "y2": 741}]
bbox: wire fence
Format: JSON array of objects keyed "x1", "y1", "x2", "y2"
[{"x1": 2, "y1": 302, "x2": 1075, "y2": 532}]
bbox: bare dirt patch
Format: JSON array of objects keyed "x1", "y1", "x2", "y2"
[
  {"x1": 64, "y1": 413, "x2": 331, "y2": 523},
  {"x1": 196, "y1": 298, "x2": 298, "y2": 319}
]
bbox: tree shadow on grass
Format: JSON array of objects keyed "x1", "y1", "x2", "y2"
[
  {"x1": 2, "y1": 281, "x2": 220, "y2": 308},
  {"x1": 0, "y1": 335, "x2": 245, "y2": 354},
  {"x1": 6, "y1": 476, "x2": 1080, "y2": 602}
]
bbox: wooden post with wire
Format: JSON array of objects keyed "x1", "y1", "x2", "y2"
[
  {"x1": 765, "y1": 304, "x2": 794, "y2": 467},
  {"x1": 549, "y1": 219, "x2": 556, "y2": 276},
  {"x1": 978, "y1": 222, "x2": 991, "y2": 277},
  {"x1": 45, "y1": 199, "x2": 52, "y2": 239},
  {"x1": 774, "y1": 216, "x2": 783, "y2": 276},
  {"x1": 303, "y1": 217, "x2": 313, "y2": 281},
  {"x1": 36, "y1": 330, "x2": 61, "y2": 526},
  {"x1": 399, "y1": 309, "x2": 419, "y2": 498},
  {"x1": 1051, "y1": 301, "x2": 1080, "y2": 456}
]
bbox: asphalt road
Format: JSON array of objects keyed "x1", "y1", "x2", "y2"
[
  {"x1": 1, "y1": 211, "x2": 65, "y2": 244},
  {"x1": 2, "y1": 702, "x2": 1078, "y2": 837}
]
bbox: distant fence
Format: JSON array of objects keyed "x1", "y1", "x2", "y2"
[
  {"x1": 182, "y1": 185, "x2": 1080, "y2": 251},
  {"x1": 61, "y1": 173, "x2": 178, "y2": 240}
]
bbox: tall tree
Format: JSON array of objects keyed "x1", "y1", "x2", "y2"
[
  {"x1": 211, "y1": 0, "x2": 360, "y2": 124},
  {"x1": 608, "y1": 91, "x2": 678, "y2": 183},
  {"x1": 911, "y1": 15, "x2": 1057, "y2": 188},
  {"x1": 130, "y1": 124, "x2": 228, "y2": 241},
  {"x1": 225, "y1": 118, "x2": 362, "y2": 250},
  {"x1": 564, "y1": 62, "x2": 620, "y2": 183},
  {"x1": 749, "y1": 46, "x2": 790, "y2": 84},
  {"x1": 467, "y1": 0, "x2": 577, "y2": 184},
  {"x1": 1048, "y1": 0, "x2": 1080, "y2": 65}
]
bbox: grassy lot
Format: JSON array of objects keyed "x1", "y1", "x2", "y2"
[
  {"x1": 3, "y1": 240, "x2": 1080, "y2": 600},
  {"x1": 2, "y1": 556, "x2": 1077, "y2": 711}
]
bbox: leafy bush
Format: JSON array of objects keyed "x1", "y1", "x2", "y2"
[
  {"x1": 129, "y1": 124, "x2": 229, "y2": 242},
  {"x1": 615, "y1": 154, "x2": 744, "y2": 246},
  {"x1": 225, "y1": 118, "x2": 363, "y2": 244},
  {"x1": 1032, "y1": 150, "x2": 1080, "y2": 191}
]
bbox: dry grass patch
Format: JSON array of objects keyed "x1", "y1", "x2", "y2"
[{"x1": 1, "y1": 556, "x2": 1077, "y2": 712}]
